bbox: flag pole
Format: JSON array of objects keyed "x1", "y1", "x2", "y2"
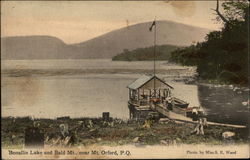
[
  {"x1": 153, "y1": 17, "x2": 156, "y2": 97},
  {"x1": 154, "y1": 18, "x2": 156, "y2": 77}
]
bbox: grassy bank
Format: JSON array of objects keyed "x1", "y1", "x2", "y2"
[{"x1": 1, "y1": 117, "x2": 249, "y2": 148}]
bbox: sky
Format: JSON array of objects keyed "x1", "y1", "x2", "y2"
[{"x1": 1, "y1": 1, "x2": 223, "y2": 44}]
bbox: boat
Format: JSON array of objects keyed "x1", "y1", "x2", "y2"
[{"x1": 168, "y1": 97, "x2": 189, "y2": 108}]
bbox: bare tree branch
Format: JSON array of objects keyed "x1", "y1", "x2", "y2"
[{"x1": 212, "y1": 0, "x2": 230, "y2": 24}]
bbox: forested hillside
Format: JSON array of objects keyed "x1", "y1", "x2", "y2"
[
  {"x1": 169, "y1": 0, "x2": 249, "y2": 85},
  {"x1": 112, "y1": 45, "x2": 179, "y2": 61}
]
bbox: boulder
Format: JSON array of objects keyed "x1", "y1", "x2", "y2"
[
  {"x1": 222, "y1": 131, "x2": 235, "y2": 139},
  {"x1": 229, "y1": 85, "x2": 234, "y2": 89},
  {"x1": 160, "y1": 140, "x2": 168, "y2": 145},
  {"x1": 176, "y1": 138, "x2": 181, "y2": 142},
  {"x1": 242, "y1": 101, "x2": 249, "y2": 106},
  {"x1": 233, "y1": 87, "x2": 240, "y2": 92},
  {"x1": 132, "y1": 137, "x2": 140, "y2": 143}
]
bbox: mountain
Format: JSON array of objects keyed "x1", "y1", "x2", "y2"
[{"x1": 1, "y1": 20, "x2": 210, "y2": 60}]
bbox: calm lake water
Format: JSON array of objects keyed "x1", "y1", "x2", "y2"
[{"x1": 1, "y1": 59, "x2": 249, "y2": 125}]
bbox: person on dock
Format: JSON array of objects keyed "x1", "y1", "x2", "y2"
[{"x1": 191, "y1": 108, "x2": 207, "y2": 135}]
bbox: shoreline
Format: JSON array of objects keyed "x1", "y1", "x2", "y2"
[
  {"x1": 1, "y1": 117, "x2": 249, "y2": 148},
  {"x1": 2, "y1": 68, "x2": 248, "y2": 88},
  {"x1": 1, "y1": 68, "x2": 193, "y2": 77}
]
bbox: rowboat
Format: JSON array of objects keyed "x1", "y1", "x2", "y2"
[{"x1": 170, "y1": 97, "x2": 189, "y2": 108}]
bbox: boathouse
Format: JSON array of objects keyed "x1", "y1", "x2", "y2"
[{"x1": 127, "y1": 75, "x2": 173, "y2": 120}]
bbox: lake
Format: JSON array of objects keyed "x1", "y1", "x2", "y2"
[{"x1": 1, "y1": 59, "x2": 249, "y2": 125}]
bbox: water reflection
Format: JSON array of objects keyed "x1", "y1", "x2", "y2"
[{"x1": 198, "y1": 84, "x2": 249, "y2": 125}]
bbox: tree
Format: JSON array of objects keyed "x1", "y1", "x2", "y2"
[
  {"x1": 170, "y1": 0, "x2": 249, "y2": 84},
  {"x1": 213, "y1": 0, "x2": 248, "y2": 24}
]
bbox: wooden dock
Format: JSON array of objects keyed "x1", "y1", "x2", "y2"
[{"x1": 152, "y1": 104, "x2": 247, "y2": 128}]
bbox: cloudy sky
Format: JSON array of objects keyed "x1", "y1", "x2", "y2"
[{"x1": 1, "y1": 1, "x2": 223, "y2": 44}]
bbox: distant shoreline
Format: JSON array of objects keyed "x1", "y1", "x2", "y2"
[{"x1": 1, "y1": 68, "x2": 193, "y2": 77}]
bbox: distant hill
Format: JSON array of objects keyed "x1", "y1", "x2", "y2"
[
  {"x1": 1, "y1": 20, "x2": 210, "y2": 60},
  {"x1": 112, "y1": 45, "x2": 179, "y2": 61}
]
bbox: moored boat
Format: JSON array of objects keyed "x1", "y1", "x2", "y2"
[{"x1": 169, "y1": 97, "x2": 189, "y2": 108}]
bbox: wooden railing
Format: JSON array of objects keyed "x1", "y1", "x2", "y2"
[{"x1": 129, "y1": 99, "x2": 150, "y2": 106}]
